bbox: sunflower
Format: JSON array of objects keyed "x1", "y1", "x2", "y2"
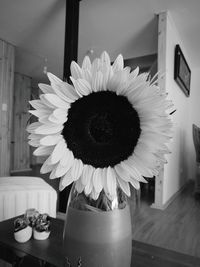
[{"x1": 27, "y1": 51, "x2": 173, "y2": 200}]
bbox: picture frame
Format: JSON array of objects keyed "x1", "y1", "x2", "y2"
[{"x1": 174, "y1": 44, "x2": 191, "y2": 97}]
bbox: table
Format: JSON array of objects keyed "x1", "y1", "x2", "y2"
[{"x1": 0, "y1": 217, "x2": 200, "y2": 267}]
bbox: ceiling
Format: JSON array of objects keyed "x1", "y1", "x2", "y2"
[{"x1": 0, "y1": 0, "x2": 200, "y2": 85}]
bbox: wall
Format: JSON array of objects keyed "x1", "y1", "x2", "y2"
[
  {"x1": 159, "y1": 12, "x2": 197, "y2": 205},
  {"x1": 78, "y1": 0, "x2": 158, "y2": 63}
]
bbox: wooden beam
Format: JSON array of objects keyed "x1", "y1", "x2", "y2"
[
  {"x1": 59, "y1": 0, "x2": 81, "y2": 213},
  {"x1": 63, "y1": 0, "x2": 81, "y2": 82}
]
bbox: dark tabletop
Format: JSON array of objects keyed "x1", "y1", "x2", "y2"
[{"x1": 0, "y1": 217, "x2": 199, "y2": 267}]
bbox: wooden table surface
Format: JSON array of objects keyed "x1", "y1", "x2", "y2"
[{"x1": 0, "y1": 217, "x2": 200, "y2": 267}]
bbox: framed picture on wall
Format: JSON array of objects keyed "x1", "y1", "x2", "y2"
[{"x1": 174, "y1": 44, "x2": 191, "y2": 97}]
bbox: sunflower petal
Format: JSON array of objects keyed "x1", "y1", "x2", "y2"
[
  {"x1": 100, "y1": 51, "x2": 111, "y2": 67},
  {"x1": 102, "y1": 167, "x2": 109, "y2": 194},
  {"x1": 40, "y1": 156, "x2": 55, "y2": 174},
  {"x1": 117, "y1": 177, "x2": 131, "y2": 197},
  {"x1": 84, "y1": 181, "x2": 93, "y2": 195},
  {"x1": 91, "y1": 58, "x2": 101, "y2": 75},
  {"x1": 48, "y1": 109, "x2": 68, "y2": 124},
  {"x1": 28, "y1": 139, "x2": 40, "y2": 147},
  {"x1": 47, "y1": 72, "x2": 63, "y2": 85},
  {"x1": 35, "y1": 124, "x2": 63, "y2": 135},
  {"x1": 91, "y1": 71, "x2": 103, "y2": 92},
  {"x1": 84, "y1": 168, "x2": 94, "y2": 195},
  {"x1": 81, "y1": 165, "x2": 93, "y2": 186},
  {"x1": 33, "y1": 146, "x2": 54, "y2": 156},
  {"x1": 29, "y1": 109, "x2": 51, "y2": 118},
  {"x1": 38, "y1": 83, "x2": 54, "y2": 94},
  {"x1": 129, "y1": 156, "x2": 154, "y2": 177},
  {"x1": 82, "y1": 55, "x2": 92, "y2": 70},
  {"x1": 43, "y1": 94, "x2": 69, "y2": 109},
  {"x1": 73, "y1": 78, "x2": 92, "y2": 96},
  {"x1": 90, "y1": 189, "x2": 100, "y2": 200},
  {"x1": 129, "y1": 178, "x2": 140, "y2": 190},
  {"x1": 50, "y1": 140, "x2": 66, "y2": 164},
  {"x1": 55, "y1": 154, "x2": 74, "y2": 177},
  {"x1": 26, "y1": 122, "x2": 42, "y2": 133},
  {"x1": 107, "y1": 70, "x2": 127, "y2": 94},
  {"x1": 59, "y1": 170, "x2": 74, "y2": 191},
  {"x1": 134, "y1": 143, "x2": 158, "y2": 169},
  {"x1": 38, "y1": 115, "x2": 52, "y2": 124},
  {"x1": 39, "y1": 94, "x2": 55, "y2": 109},
  {"x1": 112, "y1": 54, "x2": 124, "y2": 72},
  {"x1": 107, "y1": 167, "x2": 117, "y2": 198},
  {"x1": 121, "y1": 161, "x2": 147, "y2": 183},
  {"x1": 40, "y1": 134, "x2": 62, "y2": 146},
  {"x1": 114, "y1": 164, "x2": 130, "y2": 182},
  {"x1": 28, "y1": 133, "x2": 43, "y2": 140},
  {"x1": 70, "y1": 61, "x2": 83, "y2": 79},
  {"x1": 59, "y1": 148, "x2": 74, "y2": 166},
  {"x1": 52, "y1": 82, "x2": 79, "y2": 103},
  {"x1": 71, "y1": 159, "x2": 84, "y2": 181},
  {"x1": 50, "y1": 168, "x2": 59, "y2": 179},
  {"x1": 129, "y1": 67, "x2": 139, "y2": 81},
  {"x1": 41, "y1": 162, "x2": 55, "y2": 174},
  {"x1": 92, "y1": 168, "x2": 103, "y2": 194},
  {"x1": 29, "y1": 100, "x2": 47, "y2": 110},
  {"x1": 83, "y1": 69, "x2": 92, "y2": 84},
  {"x1": 75, "y1": 179, "x2": 85, "y2": 193}
]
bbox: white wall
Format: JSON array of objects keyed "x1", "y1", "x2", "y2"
[
  {"x1": 161, "y1": 12, "x2": 199, "y2": 204},
  {"x1": 78, "y1": 0, "x2": 158, "y2": 63}
]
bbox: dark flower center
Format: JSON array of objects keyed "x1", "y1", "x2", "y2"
[
  {"x1": 89, "y1": 112, "x2": 114, "y2": 144},
  {"x1": 62, "y1": 91, "x2": 141, "y2": 168}
]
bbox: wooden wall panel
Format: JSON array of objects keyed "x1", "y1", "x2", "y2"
[
  {"x1": 11, "y1": 73, "x2": 31, "y2": 172},
  {"x1": 0, "y1": 40, "x2": 15, "y2": 176}
]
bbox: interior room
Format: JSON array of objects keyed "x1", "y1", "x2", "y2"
[{"x1": 0, "y1": 0, "x2": 200, "y2": 266}]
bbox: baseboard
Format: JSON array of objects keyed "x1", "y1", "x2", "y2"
[
  {"x1": 151, "y1": 202, "x2": 166, "y2": 210},
  {"x1": 10, "y1": 168, "x2": 32, "y2": 173},
  {"x1": 151, "y1": 180, "x2": 190, "y2": 210}
]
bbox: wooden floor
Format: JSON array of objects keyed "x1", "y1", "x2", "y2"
[{"x1": 130, "y1": 180, "x2": 200, "y2": 258}]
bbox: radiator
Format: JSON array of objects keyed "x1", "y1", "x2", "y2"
[{"x1": 0, "y1": 176, "x2": 57, "y2": 222}]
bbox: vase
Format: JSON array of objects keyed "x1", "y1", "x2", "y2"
[{"x1": 63, "y1": 183, "x2": 133, "y2": 267}]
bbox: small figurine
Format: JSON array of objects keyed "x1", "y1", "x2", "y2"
[
  {"x1": 24, "y1": 208, "x2": 40, "y2": 227},
  {"x1": 33, "y1": 213, "x2": 51, "y2": 240},
  {"x1": 14, "y1": 217, "x2": 32, "y2": 243}
]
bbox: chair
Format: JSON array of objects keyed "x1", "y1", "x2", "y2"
[{"x1": 192, "y1": 124, "x2": 200, "y2": 194}]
